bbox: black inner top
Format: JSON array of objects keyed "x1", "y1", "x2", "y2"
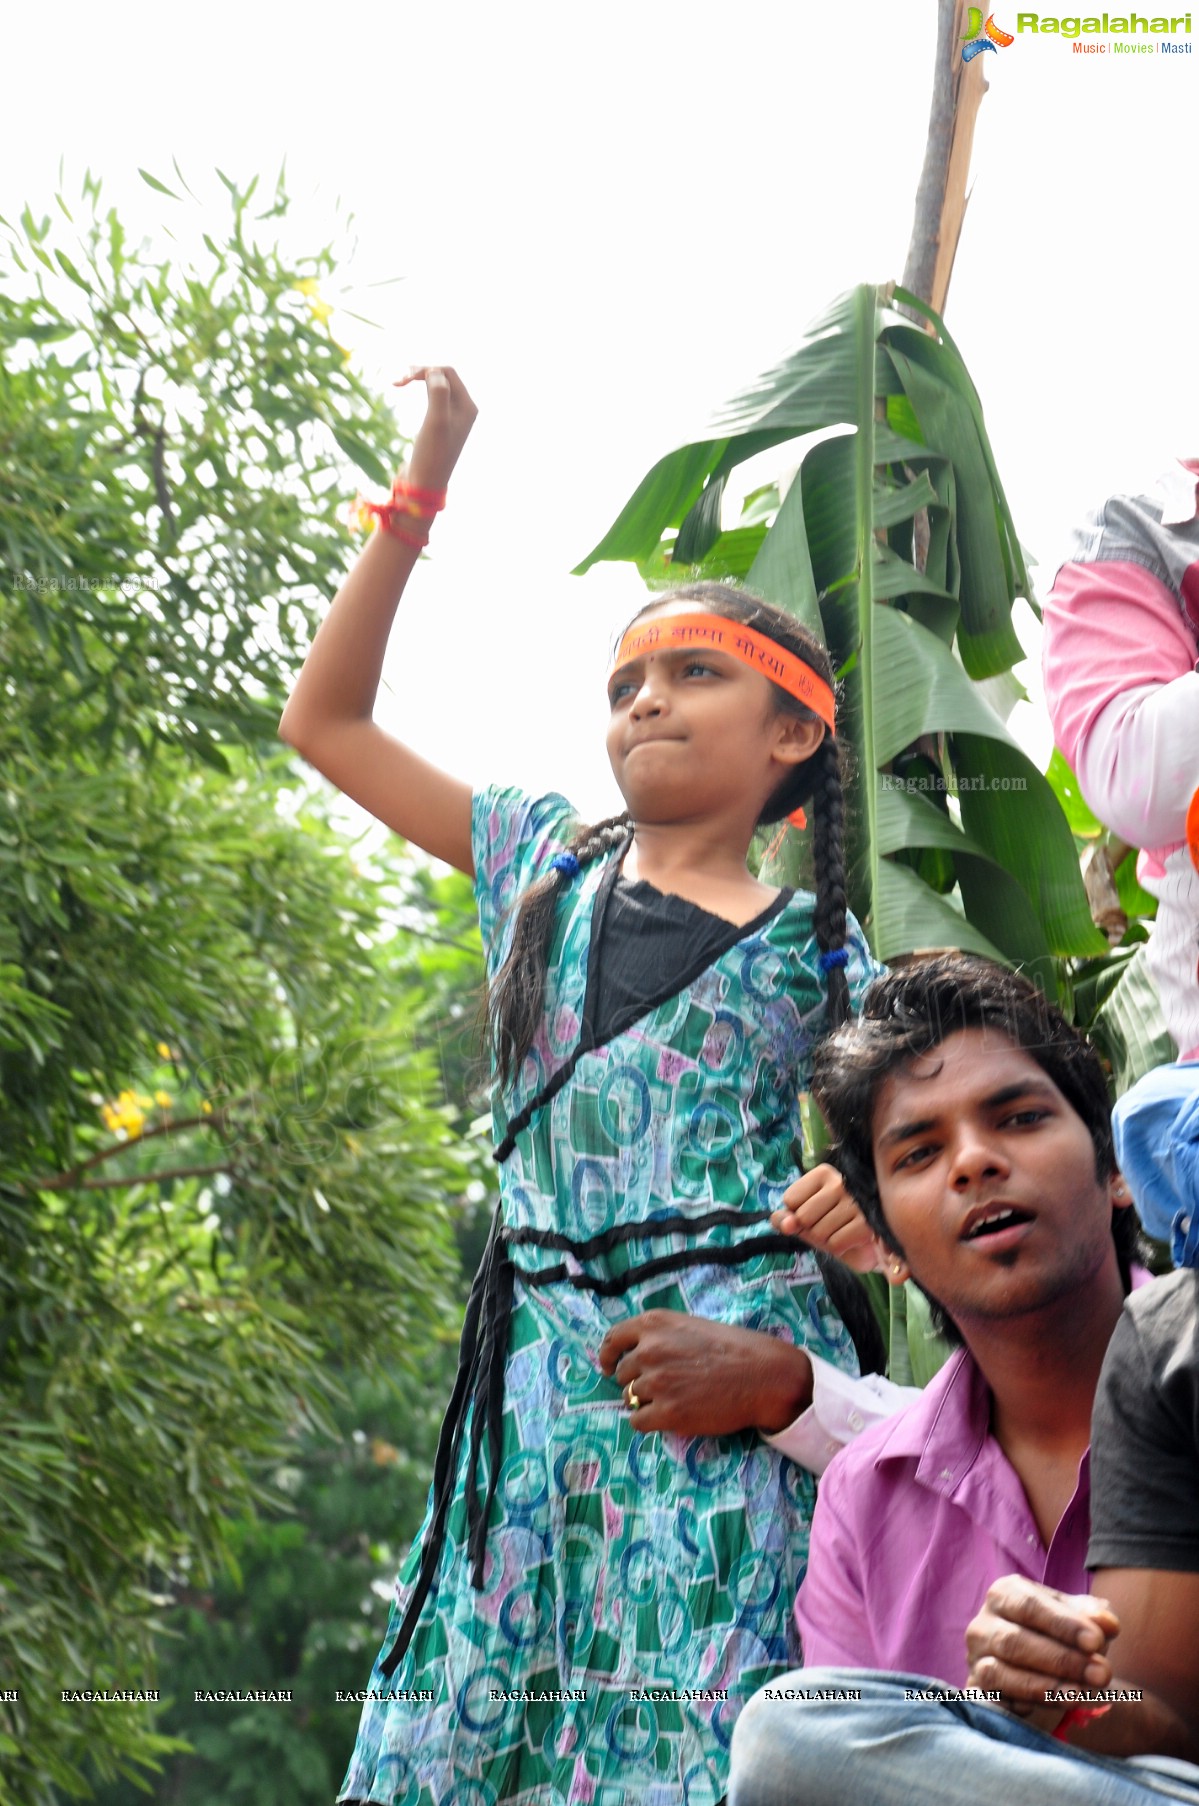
[{"x1": 588, "y1": 876, "x2": 794, "y2": 1048}]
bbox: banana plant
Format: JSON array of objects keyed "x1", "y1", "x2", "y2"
[
  {"x1": 1045, "y1": 751, "x2": 1175, "y2": 1098},
  {"x1": 577, "y1": 283, "x2": 1107, "y2": 997}
]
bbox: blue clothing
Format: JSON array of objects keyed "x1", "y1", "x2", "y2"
[
  {"x1": 1113, "y1": 1062, "x2": 1199, "y2": 1267},
  {"x1": 729, "y1": 1670, "x2": 1199, "y2": 1806}
]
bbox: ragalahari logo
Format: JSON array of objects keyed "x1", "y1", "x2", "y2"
[{"x1": 961, "y1": 8, "x2": 1016, "y2": 55}]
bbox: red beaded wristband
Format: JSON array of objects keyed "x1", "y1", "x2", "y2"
[
  {"x1": 377, "y1": 516, "x2": 429, "y2": 551},
  {"x1": 1052, "y1": 1703, "x2": 1112, "y2": 1741},
  {"x1": 392, "y1": 478, "x2": 447, "y2": 512},
  {"x1": 351, "y1": 476, "x2": 446, "y2": 548},
  {"x1": 352, "y1": 498, "x2": 429, "y2": 548}
]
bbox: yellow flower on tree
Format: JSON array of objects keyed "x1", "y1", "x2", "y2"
[
  {"x1": 100, "y1": 1087, "x2": 150, "y2": 1138},
  {"x1": 294, "y1": 277, "x2": 333, "y2": 326}
]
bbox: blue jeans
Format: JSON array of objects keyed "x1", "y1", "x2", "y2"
[{"x1": 728, "y1": 1670, "x2": 1199, "y2": 1806}]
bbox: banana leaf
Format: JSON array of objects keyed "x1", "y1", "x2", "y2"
[{"x1": 577, "y1": 282, "x2": 1099, "y2": 979}]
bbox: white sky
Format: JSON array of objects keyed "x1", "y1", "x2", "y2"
[{"x1": 9, "y1": 3, "x2": 1197, "y2": 830}]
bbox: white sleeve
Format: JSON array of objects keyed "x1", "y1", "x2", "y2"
[
  {"x1": 762, "y1": 1351, "x2": 922, "y2": 1477},
  {"x1": 1074, "y1": 676, "x2": 1199, "y2": 851}
]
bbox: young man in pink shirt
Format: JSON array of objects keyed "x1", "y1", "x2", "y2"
[
  {"x1": 726, "y1": 955, "x2": 1178, "y2": 1801},
  {"x1": 727, "y1": 965, "x2": 1199, "y2": 1800},
  {"x1": 778, "y1": 956, "x2": 1141, "y2": 1681}
]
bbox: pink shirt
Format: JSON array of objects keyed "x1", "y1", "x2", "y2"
[{"x1": 794, "y1": 1346, "x2": 1091, "y2": 1686}]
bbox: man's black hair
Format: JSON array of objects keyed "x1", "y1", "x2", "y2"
[{"x1": 812, "y1": 952, "x2": 1139, "y2": 1346}]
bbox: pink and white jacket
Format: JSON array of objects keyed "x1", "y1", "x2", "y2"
[{"x1": 1043, "y1": 460, "x2": 1199, "y2": 1061}]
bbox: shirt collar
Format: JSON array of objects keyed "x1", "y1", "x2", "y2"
[
  {"x1": 870, "y1": 1346, "x2": 990, "y2": 1484},
  {"x1": 1156, "y1": 459, "x2": 1199, "y2": 527},
  {"x1": 872, "y1": 1269, "x2": 1155, "y2": 1484}
]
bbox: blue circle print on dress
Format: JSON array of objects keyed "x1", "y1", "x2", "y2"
[
  {"x1": 603, "y1": 1696, "x2": 659, "y2": 1763},
  {"x1": 619, "y1": 1538, "x2": 658, "y2": 1606},
  {"x1": 711, "y1": 1696, "x2": 738, "y2": 1752},
  {"x1": 571, "y1": 1157, "x2": 615, "y2": 1237},
  {"x1": 740, "y1": 944, "x2": 787, "y2": 999},
  {"x1": 553, "y1": 1432, "x2": 612, "y2": 1497},
  {"x1": 726, "y1": 1547, "x2": 782, "y2": 1624},
  {"x1": 597, "y1": 1065, "x2": 652, "y2": 1146},
  {"x1": 626, "y1": 1428, "x2": 660, "y2": 1488},
  {"x1": 372, "y1": 1747, "x2": 424, "y2": 1806},
  {"x1": 548, "y1": 1334, "x2": 601, "y2": 1398},
  {"x1": 656, "y1": 1570, "x2": 695, "y2": 1655},
  {"x1": 445, "y1": 1778, "x2": 500, "y2": 1806},
  {"x1": 686, "y1": 1436, "x2": 745, "y2": 1489},
  {"x1": 685, "y1": 1099, "x2": 739, "y2": 1159},
  {"x1": 676, "y1": 1502, "x2": 700, "y2": 1557},
  {"x1": 456, "y1": 1664, "x2": 515, "y2": 1735},
  {"x1": 499, "y1": 1447, "x2": 551, "y2": 1523},
  {"x1": 499, "y1": 1578, "x2": 556, "y2": 1650},
  {"x1": 684, "y1": 1759, "x2": 715, "y2": 1804}
]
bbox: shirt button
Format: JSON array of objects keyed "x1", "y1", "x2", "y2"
[
  {"x1": 1027, "y1": 1534, "x2": 1037, "y2": 1545},
  {"x1": 939, "y1": 1468, "x2": 953, "y2": 1481},
  {"x1": 848, "y1": 1411, "x2": 865, "y2": 1431}
]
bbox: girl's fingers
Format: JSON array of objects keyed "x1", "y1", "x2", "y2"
[{"x1": 394, "y1": 365, "x2": 458, "y2": 386}]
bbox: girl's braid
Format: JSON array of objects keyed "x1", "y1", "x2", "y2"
[
  {"x1": 803, "y1": 735, "x2": 886, "y2": 1372},
  {"x1": 488, "y1": 811, "x2": 632, "y2": 1088},
  {"x1": 809, "y1": 736, "x2": 850, "y2": 1030}
]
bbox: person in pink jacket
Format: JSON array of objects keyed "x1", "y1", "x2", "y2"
[{"x1": 1043, "y1": 461, "x2": 1199, "y2": 1263}]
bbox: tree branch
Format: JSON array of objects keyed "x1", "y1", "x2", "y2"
[
  {"x1": 23, "y1": 1100, "x2": 252, "y2": 1192},
  {"x1": 29, "y1": 1161, "x2": 234, "y2": 1194}
]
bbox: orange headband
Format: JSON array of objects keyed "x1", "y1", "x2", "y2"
[
  {"x1": 609, "y1": 612, "x2": 837, "y2": 734},
  {"x1": 609, "y1": 611, "x2": 834, "y2": 832}
]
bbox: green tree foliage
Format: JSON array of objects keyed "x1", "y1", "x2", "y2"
[
  {"x1": 0, "y1": 172, "x2": 491, "y2": 1803},
  {"x1": 83, "y1": 1358, "x2": 463, "y2": 1806}
]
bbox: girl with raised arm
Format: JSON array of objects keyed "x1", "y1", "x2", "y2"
[{"x1": 280, "y1": 368, "x2": 884, "y2": 1806}]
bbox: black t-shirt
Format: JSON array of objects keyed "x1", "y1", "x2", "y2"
[
  {"x1": 1088, "y1": 1268, "x2": 1199, "y2": 1573},
  {"x1": 588, "y1": 877, "x2": 793, "y2": 1048}
]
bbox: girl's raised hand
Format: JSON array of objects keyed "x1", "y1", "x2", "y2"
[
  {"x1": 771, "y1": 1164, "x2": 882, "y2": 1274},
  {"x1": 395, "y1": 366, "x2": 478, "y2": 494}
]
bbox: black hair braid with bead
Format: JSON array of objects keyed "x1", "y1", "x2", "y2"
[{"x1": 488, "y1": 811, "x2": 631, "y2": 1089}]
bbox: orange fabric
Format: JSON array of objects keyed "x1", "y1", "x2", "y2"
[
  {"x1": 1187, "y1": 784, "x2": 1199, "y2": 874},
  {"x1": 610, "y1": 612, "x2": 837, "y2": 734}
]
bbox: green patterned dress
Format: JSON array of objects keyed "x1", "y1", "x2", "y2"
[{"x1": 339, "y1": 786, "x2": 882, "y2": 1806}]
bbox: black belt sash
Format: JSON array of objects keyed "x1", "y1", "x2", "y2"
[{"x1": 375, "y1": 1204, "x2": 807, "y2": 1679}]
